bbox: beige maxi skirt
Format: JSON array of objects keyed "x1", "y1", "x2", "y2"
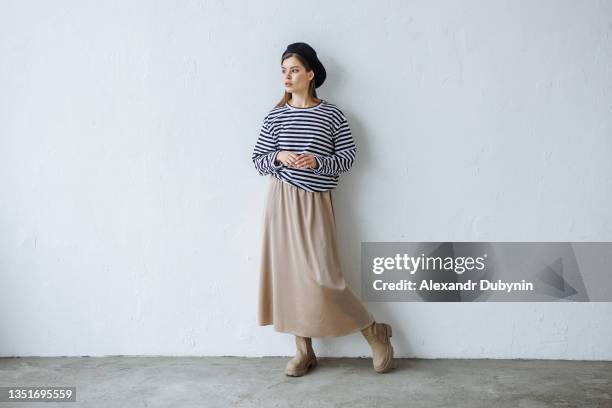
[{"x1": 257, "y1": 176, "x2": 375, "y2": 338}]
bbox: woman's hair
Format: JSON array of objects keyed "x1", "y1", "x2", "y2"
[{"x1": 275, "y1": 52, "x2": 319, "y2": 108}]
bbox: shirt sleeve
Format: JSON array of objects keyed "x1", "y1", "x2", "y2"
[
  {"x1": 312, "y1": 111, "x2": 357, "y2": 176},
  {"x1": 251, "y1": 114, "x2": 283, "y2": 176}
]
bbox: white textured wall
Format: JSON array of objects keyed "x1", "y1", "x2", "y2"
[{"x1": 1, "y1": 0, "x2": 611, "y2": 359}]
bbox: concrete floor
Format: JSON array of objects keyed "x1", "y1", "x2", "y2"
[{"x1": 0, "y1": 357, "x2": 611, "y2": 407}]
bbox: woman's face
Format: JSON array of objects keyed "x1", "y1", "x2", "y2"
[{"x1": 281, "y1": 56, "x2": 314, "y2": 94}]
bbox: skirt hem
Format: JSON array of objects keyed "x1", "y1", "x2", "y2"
[{"x1": 258, "y1": 318, "x2": 375, "y2": 339}]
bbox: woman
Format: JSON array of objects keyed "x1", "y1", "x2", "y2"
[{"x1": 251, "y1": 42, "x2": 395, "y2": 376}]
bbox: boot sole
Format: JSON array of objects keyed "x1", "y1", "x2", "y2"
[{"x1": 285, "y1": 357, "x2": 317, "y2": 377}]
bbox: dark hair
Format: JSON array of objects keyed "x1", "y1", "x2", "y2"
[{"x1": 275, "y1": 52, "x2": 319, "y2": 108}]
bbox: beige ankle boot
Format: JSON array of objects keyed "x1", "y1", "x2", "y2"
[
  {"x1": 285, "y1": 335, "x2": 317, "y2": 377},
  {"x1": 361, "y1": 321, "x2": 395, "y2": 373}
]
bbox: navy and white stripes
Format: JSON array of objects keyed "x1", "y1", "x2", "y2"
[{"x1": 251, "y1": 99, "x2": 357, "y2": 192}]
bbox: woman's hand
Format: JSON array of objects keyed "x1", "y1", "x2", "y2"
[
  {"x1": 292, "y1": 153, "x2": 318, "y2": 169},
  {"x1": 276, "y1": 151, "x2": 299, "y2": 167},
  {"x1": 277, "y1": 151, "x2": 318, "y2": 169}
]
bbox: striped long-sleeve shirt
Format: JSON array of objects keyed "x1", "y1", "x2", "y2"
[{"x1": 251, "y1": 99, "x2": 357, "y2": 192}]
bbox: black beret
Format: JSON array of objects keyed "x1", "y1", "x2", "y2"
[{"x1": 282, "y1": 42, "x2": 327, "y2": 88}]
